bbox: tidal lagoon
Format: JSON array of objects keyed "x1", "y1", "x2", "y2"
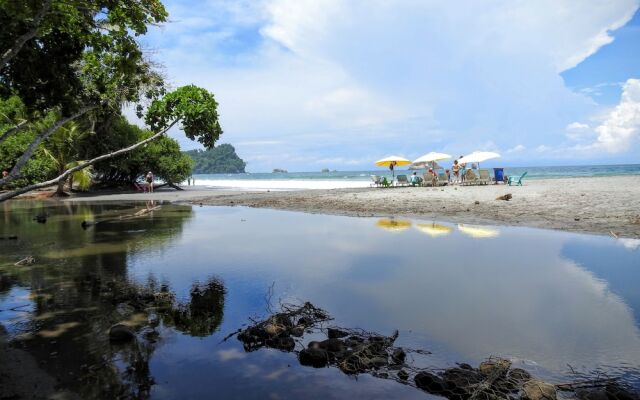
[{"x1": 1, "y1": 201, "x2": 639, "y2": 398}]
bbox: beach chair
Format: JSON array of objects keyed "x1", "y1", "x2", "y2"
[
  {"x1": 370, "y1": 175, "x2": 382, "y2": 187},
  {"x1": 478, "y1": 169, "x2": 491, "y2": 185},
  {"x1": 463, "y1": 170, "x2": 479, "y2": 185},
  {"x1": 508, "y1": 171, "x2": 527, "y2": 186},
  {"x1": 396, "y1": 175, "x2": 410, "y2": 186}
]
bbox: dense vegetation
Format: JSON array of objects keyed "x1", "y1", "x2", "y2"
[
  {"x1": 185, "y1": 144, "x2": 246, "y2": 174},
  {"x1": 0, "y1": 0, "x2": 223, "y2": 200}
]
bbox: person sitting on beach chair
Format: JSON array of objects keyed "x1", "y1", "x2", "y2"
[{"x1": 409, "y1": 172, "x2": 423, "y2": 186}]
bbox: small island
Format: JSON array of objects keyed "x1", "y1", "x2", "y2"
[
  {"x1": 184, "y1": 144, "x2": 246, "y2": 174},
  {"x1": 273, "y1": 168, "x2": 288, "y2": 173}
]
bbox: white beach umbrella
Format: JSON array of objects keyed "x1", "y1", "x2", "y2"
[
  {"x1": 457, "y1": 151, "x2": 501, "y2": 166},
  {"x1": 414, "y1": 152, "x2": 452, "y2": 164}
]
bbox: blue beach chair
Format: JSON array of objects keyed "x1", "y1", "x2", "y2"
[{"x1": 508, "y1": 171, "x2": 527, "y2": 186}]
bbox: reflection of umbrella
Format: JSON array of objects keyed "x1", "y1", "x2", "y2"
[
  {"x1": 413, "y1": 152, "x2": 451, "y2": 169},
  {"x1": 377, "y1": 218, "x2": 412, "y2": 232},
  {"x1": 458, "y1": 151, "x2": 500, "y2": 169},
  {"x1": 375, "y1": 156, "x2": 411, "y2": 180},
  {"x1": 458, "y1": 224, "x2": 500, "y2": 238},
  {"x1": 415, "y1": 223, "x2": 453, "y2": 237}
]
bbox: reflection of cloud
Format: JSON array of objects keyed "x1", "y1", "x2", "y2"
[
  {"x1": 217, "y1": 348, "x2": 247, "y2": 362},
  {"x1": 619, "y1": 238, "x2": 640, "y2": 251},
  {"x1": 160, "y1": 209, "x2": 640, "y2": 375}
]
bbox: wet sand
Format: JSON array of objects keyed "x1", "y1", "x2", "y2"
[{"x1": 59, "y1": 175, "x2": 640, "y2": 238}]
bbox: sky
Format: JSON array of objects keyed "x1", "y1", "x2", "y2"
[{"x1": 135, "y1": 0, "x2": 640, "y2": 172}]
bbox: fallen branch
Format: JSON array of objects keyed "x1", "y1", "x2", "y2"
[{"x1": 81, "y1": 205, "x2": 161, "y2": 228}]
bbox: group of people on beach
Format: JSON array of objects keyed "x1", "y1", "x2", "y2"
[{"x1": 407, "y1": 156, "x2": 477, "y2": 185}]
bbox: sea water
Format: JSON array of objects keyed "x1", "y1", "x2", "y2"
[
  {"x1": 187, "y1": 164, "x2": 640, "y2": 190},
  {"x1": 1, "y1": 202, "x2": 639, "y2": 398}
]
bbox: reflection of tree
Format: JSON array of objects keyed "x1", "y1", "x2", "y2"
[
  {"x1": 0, "y1": 201, "x2": 220, "y2": 399},
  {"x1": 160, "y1": 277, "x2": 226, "y2": 337}
]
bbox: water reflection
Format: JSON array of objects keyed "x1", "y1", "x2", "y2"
[
  {"x1": 0, "y1": 201, "x2": 227, "y2": 399},
  {"x1": 414, "y1": 223, "x2": 453, "y2": 237},
  {"x1": 1, "y1": 203, "x2": 639, "y2": 398},
  {"x1": 457, "y1": 224, "x2": 500, "y2": 238}
]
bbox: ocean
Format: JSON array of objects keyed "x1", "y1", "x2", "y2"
[{"x1": 187, "y1": 164, "x2": 640, "y2": 190}]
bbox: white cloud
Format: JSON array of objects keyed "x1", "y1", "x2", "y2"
[
  {"x1": 506, "y1": 144, "x2": 526, "y2": 153},
  {"x1": 589, "y1": 79, "x2": 640, "y2": 152},
  {"x1": 142, "y1": 0, "x2": 640, "y2": 170}
]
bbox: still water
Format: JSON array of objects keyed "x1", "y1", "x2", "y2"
[{"x1": 1, "y1": 201, "x2": 639, "y2": 399}]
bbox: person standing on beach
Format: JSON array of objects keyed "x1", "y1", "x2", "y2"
[
  {"x1": 146, "y1": 171, "x2": 154, "y2": 193},
  {"x1": 459, "y1": 156, "x2": 466, "y2": 183},
  {"x1": 452, "y1": 161, "x2": 460, "y2": 183}
]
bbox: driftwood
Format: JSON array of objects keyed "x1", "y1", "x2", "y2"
[
  {"x1": 81, "y1": 206, "x2": 161, "y2": 228},
  {"x1": 14, "y1": 256, "x2": 35, "y2": 266}
]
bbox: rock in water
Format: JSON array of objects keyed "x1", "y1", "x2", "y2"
[
  {"x1": 109, "y1": 324, "x2": 135, "y2": 342},
  {"x1": 415, "y1": 372, "x2": 447, "y2": 394},
  {"x1": 522, "y1": 379, "x2": 557, "y2": 400},
  {"x1": 391, "y1": 348, "x2": 406, "y2": 364},
  {"x1": 479, "y1": 357, "x2": 511, "y2": 376},
  {"x1": 299, "y1": 348, "x2": 329, "y2": 368},
  {"x1": 327, "y1": 328, "x2": 349, "y2": 339}
]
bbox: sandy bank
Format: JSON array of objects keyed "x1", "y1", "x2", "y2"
[{"x1": 60, "y1": 176, "x2": 640, "y2": 238}]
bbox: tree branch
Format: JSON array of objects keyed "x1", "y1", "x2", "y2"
[
  {"x1": 0, "y1": 120, "x2": 28, "y2": 144},
  {"x1": 0, "y1": 105, "x2": 96, "y2": 186},
  {"x1": 0, "y1": 121, "x2": 177, "y2": 202},
  {"x1": 0, "y1": 0, "x2": 52, "y2": 70}
]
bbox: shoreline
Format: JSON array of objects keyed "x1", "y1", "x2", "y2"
[{"x1": 18, "y1": 175, "x2": 640, "y2": 239}]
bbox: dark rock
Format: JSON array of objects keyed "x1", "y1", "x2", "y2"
[
  {"x1": 327, "y1": 328, "x2": 349, "y2": 339},
  {"x1": 415, "y1": 372, "x2": 447, "y2": 394},
  {"x1": 605, "y1": 384, "x2": 640, "y2": 400},
  {"x1": 109, "y1": 324, "x2": 135, "y2": 342},
  {"x1": 398, "y1": 369, "x2": 409, "y2": 380},
  {"x1": 290, "y1": 326, "x2": 304, "y2": 337},
  {"x1": 369, "y1": 357, "x2": 388, "y2": 368},
  {"x1": 272, "y1": 313, "x2": 293, "y2": 328},
  {"x1": 475, "y1": 201, "x2": 480, "y2": 205},
  {"x1": 318, "y1": 338, "x2": 344, "y2": 353},
  {"x1": 508, "y1": 368, "x2": 532, "y2": 383},
  {"x1": 268, "y1": 336, "x2": 295, "y2": 352},
  {"x1": 576, "y1": 389, "x2": 608, "y2": 400},
  {"x1": 299, "y1": 348, "x2": 329, "y2": 368},
  {"x1": 457, "y1": 363, "x2": 474, "y2": 370},
  {"x1": 34, "y1": 214, "x2": 47, "y2": 223},
  {"x1": 391, "y1": 348, "x2": 406, "y2": 364},
  {"x1": 442, "y1": 367, "x2": 484, "y2": 399}
]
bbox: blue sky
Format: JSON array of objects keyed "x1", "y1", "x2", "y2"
[{"x1": 135, "y1": 0, "x2": 640, "y2": 172}]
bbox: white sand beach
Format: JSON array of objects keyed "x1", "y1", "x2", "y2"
[{"x1": 63, "y1": 175, "x2": 640, "y2": 238}]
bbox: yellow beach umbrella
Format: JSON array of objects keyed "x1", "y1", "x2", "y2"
[
  {"x1": 377, "y1": 218, "x2": 412, "y2": 232},
  {"x1": 415, "y1": 223, "x2": 453, "y2": 237},
  {"x1": 375, "y1": 155, "x2": 411, "y2": 180},
  {"x1": 458, "y1": 224, "x2": 500, "y2": 239}
]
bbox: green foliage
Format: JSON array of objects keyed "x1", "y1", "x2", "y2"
[
  {"x1": 185, "y1": 144, "x2": 246, "y2": 174},
  {"x1": 0, "y1": 0, "x2": 168, "y2": 113},
  {"x1": 92, "y1": 116, "x2": 193, "y2": 184},
  {"x1": 0, "y1": 96, "x2": 56, "y2": 187},
  {"x1": 145, "y1": 85, "x2": 223, "y2": 149},
  {"x1": 42, "y1": 121, "x2": 94, "y2": 192}
]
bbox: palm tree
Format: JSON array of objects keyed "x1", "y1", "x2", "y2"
[{"x1": 42, "y1": 121, "x2": 94, "y2": 196}]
